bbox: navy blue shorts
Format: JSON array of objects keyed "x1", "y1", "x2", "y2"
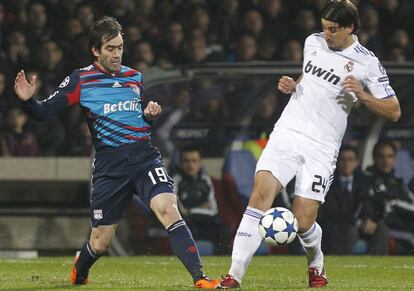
[{"x1": 90, "y1": 141, "x2": 174, "y2": 227}]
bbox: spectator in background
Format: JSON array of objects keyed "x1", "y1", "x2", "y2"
[
  {"x1": 1, "y1": 106, "x2": 38, "y2": 156},
  {"x1": 5, "y1": 31, "x2": 31, "y2": 70},
  {"x1": 257, "y1": 36, "x2": 277, "y2": 61},
  {"x1": 387, "y1": 29, "x2": 412, "y2": 60},
  {"x1": 173, "y1": 146, "x2": 229, "y2": 254},
  {"x1": 361, "y1": 141, "x2": 408, "y2": 254},
  {"x1": 359, "y1": 6, "x2": 383, "y2": 56},
  {"x1": 155, "y1": 83, "x2": 191, "y2": 157},
  {"x1": 62, "y1": 18, "x2": 85, "y2": 43},
  {"x1": 36, "y1": 40, "x2": 66, "y2": 94},
  {"x1": 0, "y1": 71, "x2": 14, "y2": 109},
  {"x1": 213, "y1": 0, "x2": 240, "y2": 49},
  {"x1": 250, "y1": 92, "x2": 280, "y2": 136},
  {"x1": 387, "y1": 46, "x2": 406, "y2": 63},
  {"x1": 233, "y1": 34, "x2": 257, "y2": 61},
  {"x1": 318, "y1": 146, "x2": 367, "y2": 255},
  {"x1": 25, "y1": 69, "x2": 65, "y2": 156},
  {"x1": 260, "y1": 0, "x2": 288, "y2": 44},
  {"x1": 23, "y1": 1, "x2": 52, "y2": 48},
  {"x1": 158, "y1": 21, "x2": 185, "y2": 65},
  {"x1": 132, "y1": 41, "x2": 155, "y2": 67},
  {"x1": 74, "y1": 2, "x2": 95, "y2": 31},
  {"x1": 293, "y1": 9, "x2": 317, "y2": 43},
  {"x1": 241, "y1": 9, "x2": 264, "y2": 40},
  {"x1": 281, "y1": 39, "x2": 303, "y2": 61},
  {"x1": 183, "y1": 38, "x2": 209, "y2": 64},
  {"x1": 191, "y1": 6, "x2": 217, "y2": 45}
]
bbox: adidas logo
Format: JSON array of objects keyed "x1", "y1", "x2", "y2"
[{"x1": 112, "y1": 81, "x2": 122, "y2": 88}]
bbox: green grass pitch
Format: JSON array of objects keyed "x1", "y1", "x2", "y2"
[{"x1": 0, "y1": 256, "x2": 413, "y2": 290}]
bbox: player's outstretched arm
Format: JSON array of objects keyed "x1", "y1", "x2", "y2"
[
  {"x1": 342, "y1": 75, "x2": 401, "y2": 122},
  {"x1": 278, "y1": 75, "x2": 302, "y2": 95},
  {"x1": 14, "y1": 70, "x2": 36, "y2": 101},
  {"x1": 144, "y1": 101, "x2": 162, "y2": 121}
]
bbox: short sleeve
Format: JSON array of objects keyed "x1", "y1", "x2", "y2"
[{"x1": 365, "y1": 59, "x2": 395, "y2": 99}]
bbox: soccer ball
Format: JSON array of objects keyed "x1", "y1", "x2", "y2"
[{"x1": 258, "y1": 207, "x2": 298, "y2": 246}]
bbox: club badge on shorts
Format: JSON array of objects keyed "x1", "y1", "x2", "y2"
[{"x1": 94, "y1": 209, "x2": 103, "y2": 220}]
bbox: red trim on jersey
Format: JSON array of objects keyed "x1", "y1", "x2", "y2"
[
  {"x1": 123, "y1": 135, "x2": 150, "y2": 141},
  {"x1": 123, "y1": 69, "x2": 138, "y2": 77},
  {"x1": 80, "y1": 79, "x2": 102, "y2": 84},
  {"x1": 79, "y1": 70, "x2": 100, "y2": 76},
  {"x1": 66, "y1": 82, "x2": 81, "y2": 105},
  {"x1": 122, "y1": 81, "x2": 142, "y2": 87},
  {"x1": 124, "y1": 125, "x2": 151, "y2": 132}
]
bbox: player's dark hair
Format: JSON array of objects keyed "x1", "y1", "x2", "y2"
[
  {"x1": 90, "y1": 16, "x2": 122, "y2": 50},
  {"x1": 373, "y1": 140, "x2": 397, "y2": 158},
  {"x1": 321, "y1": 0, "x2": 360, "y2": 33}
]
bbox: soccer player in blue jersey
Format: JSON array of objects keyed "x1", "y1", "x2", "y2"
[{"x1": 14, "y1": 16, "x2": 219, "y2": 289}]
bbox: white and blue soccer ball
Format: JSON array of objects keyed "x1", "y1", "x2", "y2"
[{"x1": 258, "y1": 207, "x2": 298, "y2": 246}]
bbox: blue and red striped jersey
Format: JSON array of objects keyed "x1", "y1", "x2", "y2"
[{"x1": 24, "y1": 62, "x2": 151, "y2": 152}]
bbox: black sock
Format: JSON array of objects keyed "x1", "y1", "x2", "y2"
[
  {"x1": 76, "y1": 242, "x2": 100, "y2": 278},
  {"x1": 167, "y1": 220, "x2": 204, "y2": 281}
]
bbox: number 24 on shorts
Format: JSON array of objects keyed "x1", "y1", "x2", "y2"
[
  {"x1": 311, "y1": 174, "x2": 331, "y2": 194},
  {"x1": 148, "y1": 167, "x2": 168, "y2": 185}
]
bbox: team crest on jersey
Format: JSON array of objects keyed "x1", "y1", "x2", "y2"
[
  {"x1": 344, "y1": 61, "x2": 354, "y2": 73},
  {"x1": 59, "y1": 76, "x2": 70, "y2": 88},
  {"x1": 130, "y1": 84, "x2": 140, "y2": 95}
]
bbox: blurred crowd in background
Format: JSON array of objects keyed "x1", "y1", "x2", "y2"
[{"x1": 0, "y1": 0, "x2": 413, "y2": 156}]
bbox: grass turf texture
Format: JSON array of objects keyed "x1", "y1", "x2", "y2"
[{"x1": 0, "y1": 256, "x2": 413, "y2": 290}]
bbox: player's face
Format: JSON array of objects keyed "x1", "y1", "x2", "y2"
[
  {"x1": 321, "y1": 19, "x2": 353, "y2": 50},
  {"x1": 92, "y1": 33, "x2": 123, "y2": 73}
]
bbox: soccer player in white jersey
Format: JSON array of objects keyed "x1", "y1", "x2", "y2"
[{"x1": 218, "y1": 0, "x2": 400, "y2": 288}]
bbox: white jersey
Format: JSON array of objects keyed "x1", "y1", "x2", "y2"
[{"x1": 276, "y1": 32, "x2": 395, "y2": 152}]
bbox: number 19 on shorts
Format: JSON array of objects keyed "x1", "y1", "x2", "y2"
[{"x1": 148, "y1": 167, "x2": 168, "y2": 185}]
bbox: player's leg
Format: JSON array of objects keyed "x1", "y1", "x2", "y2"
[
  {"x1": 220, "y1": 128, "x2": 299, "y2": 288},
  {"x1": 292, "y1": 138, "x2": 335, "y2": 288},
  {"x1": 221, "y1": 171, "x2": 282, "y2": 288},
  {"x1": 150, "y1": 192, "x2": 219, "y2": 288},
  {"x1": 292, "y1": 196, "x2": 328, "y2": 287},
  {"x1": 71, "y1": 225, "x2": 116, "y2": 284},
  {"x1": 71, "y1": 152, "x2": 131, "y2": 285}
]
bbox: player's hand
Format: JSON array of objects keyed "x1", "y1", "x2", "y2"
[
  {"x1": 342, "y1": 75, "x2": 366, "y2": 100},
  {"x1": 278, "y1": 76, "x2": 296, "y2": 94},
  {"x1": 14, "y1": 70, "x2": 36, "y2": 101},
  {"x1": 144, "y1": 101, "x2": 162, "y2": 120}
]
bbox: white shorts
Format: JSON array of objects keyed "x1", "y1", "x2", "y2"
[{"x1": 255, "y1": 126, "x2": 338, "y2": 202}]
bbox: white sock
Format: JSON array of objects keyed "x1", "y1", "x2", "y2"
[
  {"x1": 228, "y1": 207, "x2": 264, "y2": 283},
  {"x1": 298, "y1": 222, "x2": 324, "y2": 273}
]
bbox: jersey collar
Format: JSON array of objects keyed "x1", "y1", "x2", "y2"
[{"x1": 93, "y1": 61, "x2": 121, "y2": 77}]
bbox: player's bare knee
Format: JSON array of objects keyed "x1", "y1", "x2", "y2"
[
  {"x1": 155, "y1": 202, "x2": 181, "y2": 226},
  {"x1": 249, "y1": 187, "x2": 276, "y2": 210}
]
